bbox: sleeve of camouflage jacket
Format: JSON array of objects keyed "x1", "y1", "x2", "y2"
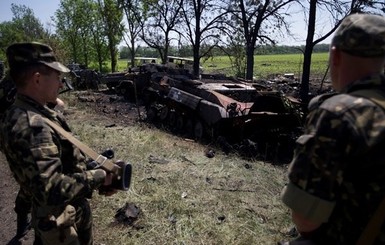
[{"x1": 5, "y1": 109, "x2": 105, "y2": 207}]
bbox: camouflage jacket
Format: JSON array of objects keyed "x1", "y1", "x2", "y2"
[
  {"x1": 281, "y1": 73, "x2": 385, "y2": 244},
  {"x1": 0, "y1": 94, "x2": 105, "y2": 218},
  {"x1": 0, "y1": 75, "x2": 15, "y2": 153},
  {"x1": 0, "y1": 73, "x2": 16, "y2": 118}
]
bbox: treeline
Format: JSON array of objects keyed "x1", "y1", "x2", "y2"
[
  {"x1": 119, "y1": 44, "x2": 330, "y2": 59},
  {"x1": 1, "y1": 0, "x2": 383, "y2": 102}
]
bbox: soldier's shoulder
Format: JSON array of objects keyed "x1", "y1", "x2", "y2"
[
  {"x1": 5, "y1": 105, "x2": 45, "y2": 129},
  {"x1": 308, "y1": 93, "x2": 338, "y2": 111},
  {"x1": 310, "y1": 93, "x2": 368, "y2": 114}
]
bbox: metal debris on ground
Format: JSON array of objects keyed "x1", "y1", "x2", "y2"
[{"x1": 114, "y1": 202, "x2": 140, "y2": 226}]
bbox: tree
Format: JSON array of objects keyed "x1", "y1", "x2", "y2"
[
  {"x1": 120, "y1": 0, "x2": 145, "y2": 68},
  {"x1": 55, "y1": 0, "x2": 94, "y2": 65},
  {"x1": 228, "y1": 0, "x2": 297, "y2": 80},
  {"x1": 299, "y1": 0, "x2": 385, "y2": 103},
  {"x1": 97, "y1": 0, "x2": 124, "y2": 72},
  {"x1": 180, "y1": 0, "x2": 230, "y2": 78},
  {"x1": 299, "y1": 0, "x2": 340, "y2": 103},
  {"x1": 89, "y1": 1, "x2": 109, "y2": 72},
  {"x1": 140, "y1": 0, "x2": 184, "y2": 64},
  {"x1": 55, "y1": 0, "x2": 109, "y2": 70},
  {"x1": 0, "y1": 4, "x2": 47, "y2": 58}
]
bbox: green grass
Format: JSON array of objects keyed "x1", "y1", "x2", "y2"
[
  {"x1": 201, "y1": 53, "x2": 329, "y2": 79},
  {"x1": 117, "y1": 52, "x2": 329, "y2": 79}
]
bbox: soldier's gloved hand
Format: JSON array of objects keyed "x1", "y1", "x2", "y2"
[{"x1": 56, "y1": 205, "x2": 76, "y2": 227}]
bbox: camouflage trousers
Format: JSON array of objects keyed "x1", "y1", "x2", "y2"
[
  {"x1": 33, "y1": 199, "x2": 93, "y2": 245},
  {"x1": 14, "y1": 188, "x2": 32, "y2": 215}
]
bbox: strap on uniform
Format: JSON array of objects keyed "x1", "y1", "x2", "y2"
[{"x1": 42, "y1": 117, "x2": 120, "y2": 176}]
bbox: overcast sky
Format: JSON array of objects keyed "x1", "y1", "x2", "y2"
[{"x1": 0, "y1": 0, "x2": 331, "y2": 46}]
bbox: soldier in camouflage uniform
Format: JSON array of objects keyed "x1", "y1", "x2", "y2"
[
  {"x1": 281, "y1": 14, "x2": 385, "y2": 244},
  {"x1": 0, "y1": 42, "x2": 116, "y2": 245},
  {"x1": 1, "y1": 72, "x2": 71, "y2": 242},
  {"x1": 1, "y1": 63, "x2": 71, "y2": 242}
]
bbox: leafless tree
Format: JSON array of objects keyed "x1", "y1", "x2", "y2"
[
  {"x1": 299, "y1": 0, "x2": 385, "y2": 103},
  {"x1": 180, "y1": 0, "x2": 230, "y2": 78},
  {"x1": 227, "y1": 0, "x2": 297, "y2": 80},
  {"x1": 140, "y1": 0, "x2": 184, "y2": 64}
]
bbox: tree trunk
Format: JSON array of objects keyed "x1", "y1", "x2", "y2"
[
  {"x1": 245, "y1": 44, "x2": 254, "y2": 80},
  {"x1": 300, "y1": 0, "x2": 317, "y2": 104},
  {"x1": 130, "y1": 38, "x2": 135, "y2": 69},
  {"x1": 193, "y1": 32, "x2": 201, "y2": 79},
  {"x1": 110, "y1": 43, "x2": 117, "y2": 72}
]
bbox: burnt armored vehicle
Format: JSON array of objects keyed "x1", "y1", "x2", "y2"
[
  {"x1": 101, "y1": 57, "x2": 158, "y2": 99},
  {"x1": 101, "y1": 64, "x2": 155, "y2": 101},
  {"x1": 67, "y1": 63, "x2": 100, "y2": 90},
  {"x1": 143, "y1": 68, "x2": 303, "y2": 160}
]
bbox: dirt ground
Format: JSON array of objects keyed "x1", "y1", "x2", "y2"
[{"x1": 0, "y1": 153, "x2": 34, "y2": 245}]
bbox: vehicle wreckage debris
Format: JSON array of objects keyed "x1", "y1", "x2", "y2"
[
  {"x1": 73, "y1": 59, "x2": 333, "y2": 164},
  {"x1": 115, "y1": 202, "x2": 141, "y2": 226}
]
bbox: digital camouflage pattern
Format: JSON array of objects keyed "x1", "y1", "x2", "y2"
[
  {"x1": 332, "y1": 13, "x2": 385, "y2": 57},
  {"x1": 0, "y1": 73, "x2": 16, "y2": 153},
  {"x1": 0, "y1": 73, "x2": 16, "y2": 116},
  {"x1": 0, "y1": 94, "x2": 106, "y2": 245},
  {"x1": 282, "y1": 74, "x2": 385, "y2": 244}
]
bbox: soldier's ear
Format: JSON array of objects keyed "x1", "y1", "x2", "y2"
[
  {"x1": 330, "y1": 46, "x2": 341, "y2": 67},
  {"x1": 32, "y1": 71, "x2": 42, "y2": 85}
]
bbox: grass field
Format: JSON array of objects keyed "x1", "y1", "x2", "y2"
[
  {"x1": 117, "y1": 52, "x2": 330, "y2": 79},
  {"x1": 59, "y1": 92, "x2": 294, "y2": 245}
]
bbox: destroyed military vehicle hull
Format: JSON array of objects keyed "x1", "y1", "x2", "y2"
[
  {"x1": 143, "y1": 72, "x2": 303, "y2": 161},
  {"x1": 67, "y1": 63, "x2": 100, "y2": 90},
  {"x1": 101, "y1": 66, "x2": 154, "y2": 101}
]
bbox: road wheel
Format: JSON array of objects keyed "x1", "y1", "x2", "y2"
[
  {"x1": 194, "y1": 120, "x2": 204, "y2": 140},
  {"x1": 159, "y1": 106, "x2": 169, "y2": 121},
  {"x1": 185, "y1": 118, "x2": 194, "y2": 137},
  {"x1": 176, "y1": 114, "x2": 184, "y2": 132},
  {"x1": 168, "y1": 110, "x2": 176, "y2": 127},
  {"x1": 146, "y1": 106, "x2": 158, "y2": 122}
]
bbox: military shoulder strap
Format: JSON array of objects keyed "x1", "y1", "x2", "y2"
[
  {"x1": 42, "y1": 118, "x2": 121, "y2": 176},
  {"x1": 349, "y1": 89, "x2": 385, "y2": 110},
  {"x1": 13, "y1": 100, "x2": 121, "y2": 176}
]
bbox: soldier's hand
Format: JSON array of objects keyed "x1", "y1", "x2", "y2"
[
  {"x1": 99, "y1": 173, "x2": 118, "y2": 196},
  {"x1": 56, "y1": 205, "x2": 76, "y2": 227},
  {"x1": 103, "y1": 172, "x2": 115, "y2": 186}
]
